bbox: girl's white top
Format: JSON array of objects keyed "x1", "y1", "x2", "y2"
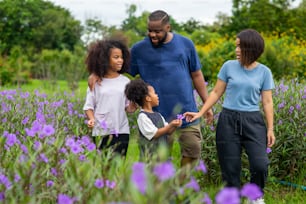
[{"x1": 83, "y1": 74, "x2": 130, "y2": 136}]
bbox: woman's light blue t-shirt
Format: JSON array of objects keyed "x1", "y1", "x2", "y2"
[{"x1": 218, "y1": 60, "x2": 275, "y2": 111}]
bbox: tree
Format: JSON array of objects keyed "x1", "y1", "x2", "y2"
[
  {"x1": 222, "y1": 0, "x2": 297, "y2": 35},
  {"x1": 0, "y1": 0, "x2": 83, "y2": 55}
]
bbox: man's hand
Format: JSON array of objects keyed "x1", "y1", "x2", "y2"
[{"x1": 88, "y1": 74, "x2": 101, "y2": 91}]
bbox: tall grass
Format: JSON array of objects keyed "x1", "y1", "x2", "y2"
[{"x1": 0, "y1": 79, "x2": 304, "y2": 203}]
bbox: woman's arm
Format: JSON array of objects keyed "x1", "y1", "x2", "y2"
[
  {"x1": 262, "y1": 90, "x2": 275, "y2": 147},
  {"x1": 184, "y1": 79, "x2": 226, "y2": 122}
]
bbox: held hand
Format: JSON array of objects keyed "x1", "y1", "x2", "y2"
[
  {"x1": 88, "y1": 74, "x2": 101, "y2": 91},
  {"x1": 203, "y1": 109, "x2": 214, "y2": 125},
  {"x1": 267, "y1": 130, "x2": 275, "y2": 147},
  {"x1": 183, "y1": 112, "x2": 201, "y2": 123},
  {"x1": 87, "y1": 119, "x2": 95, "y2": 128},
  {"x1": 170, "y1": 119, "x2": 182, "y2": 127}
]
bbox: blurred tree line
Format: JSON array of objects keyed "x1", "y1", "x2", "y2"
[{"x1": 0, "y1": 0, "x2": 305, "y2": 89}]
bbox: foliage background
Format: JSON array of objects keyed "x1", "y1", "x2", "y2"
[
  {"x1": 0, "y1": 0, "x2": 305, "y2": 202},
  {"x1": 0, "y1": 0, "x2": 306, "y2": 87}
]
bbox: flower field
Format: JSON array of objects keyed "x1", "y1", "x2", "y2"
[{"x1": 0, "y1": 79, "x2": 305, "y2": 203}]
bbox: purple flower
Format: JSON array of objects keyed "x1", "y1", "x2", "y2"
[
  {"x1": 14, "y1": 174, "x2": 21, "y2": 183},
  {"x1": 5, "y1": 133, "x2": 18, "y2": 147},
  {"x1": 39, "y1": 153, "x2": 49, "y2": 163},
  {"x1": 153, "y1": 162, "x2": 175, "y2": 181},
  {"x1": 266, "y1": 148, "x2": 272, "y2": 154},
  {"x1": 195, "y1": 160, "x2": 207, "y2": 174},
  {"x1": 177, "y1": 114, "x2": 185, "y2": 120},
  {"x1": 0, "y1": 192, "x2": 4, "y2": 201},
  {"x1": 22, "y1": 116, "x2": 29, "y2": 125},
  {"x1": 105, "y1": 180, "x2": 116, "y2": 189},
  {"x1": 81, "y1": 136, "x2": 91, "y2": 145},
  {"x1": 59, "y1": 147, "x2": 67, "y2": 154},
  {"x1": 79, "y1": 154, "x2": 86, "y2": 161},
  {"x1": 25, "y1": 128, "x2": 35, "y2": 137},
  {"x1": 279, "y1": 83, "x2": 288, "y2": 92},
  {"x1": 19, "y1": 154, "x2": 28, "y2": 163},
  {"x1": 65, "y1": 138, "x2": 75, "y2": 147},
  {"x1": 95, "y1": 179, "x2": 104, "y2": 189},
  {"x1": 42, "y1": 124, "x2": 55, "y2": 136},
  {"x1": 215, "y1": 187, "x2": 240, "y2": 204},
  {"x1": 288, "y1": 106, "x2": 294, "y2": 114},
  {"x1": 57, "y1": 194, "x2": 75, "y2": 204},
  {"x1": 33, "y1": 141, "x2": 41, "y2": 150},
  {"x1": 59, "y1": 159, "x2": 66, "y2": 165},
  {"x1": 0, "y1": 173, "x2": 11, "y2": 189},
  {"x1": 240, "y1": 183, "x2": 263, "y2": 201},
  {"x1": 51, "y1": 168, "x2": 58, "y2": 176},
  {"x1": 131, "y1": 162, "x2": 147, "y2": 194},
  {"x1": 100, "y1": 120, "x2": 108, "y2": 130},
  {"x1": 86, "y1": 142, "x2": 96, "y2": 151},
  {"x1": 185, "y1": 177, "x2": 200, "y2": 192},
  {"x1": 278, "y1": 102, "x2": 285, "y2": 109},
  {"x1": 295, "y1": 104, "x2": 301, "y2": 110},
  {"x1": 46, "y1": 180, "x2": 54, "y2": 187},
  {"x1": 111, "y1": 129, "x2": 119, "y2": 137},
  {"x1": 202, "y1": 193, "x2": 212, "y2": 204},
  {"x1": 20, "y1": 144, "x2": 28, "y2": 154},
  {"x1": 31, "y1": 120, "x2": 42, "y2": 133},
  {"x1": 70, "y1": 143, "x2": 84, "y2": 154}
]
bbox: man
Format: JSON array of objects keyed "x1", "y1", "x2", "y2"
[
  {"x1": 129, "y1": 10, "x2": 213, "y2": 167},
  {"x1": 89, "y1": 10, "x2": 213, "y2": 167}
]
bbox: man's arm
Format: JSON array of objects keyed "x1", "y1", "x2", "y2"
[
  {"x1": 88, "y1": 74, "x2": 101, "y2": 91},
  {"x1": 191, "y1": 70, "x2": 214, "y2": 124}
]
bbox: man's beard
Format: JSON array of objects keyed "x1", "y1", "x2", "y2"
[{"x1": 151, "y1": 32, "x2": 168, "y2": 47}]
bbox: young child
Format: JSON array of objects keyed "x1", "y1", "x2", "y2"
[
  {"x1": 125, "y1": 79, "x2": 182, "y2": 159},
  {"x1": 184, "y1": 29, "x2": 275, "y2": 204},
  {"x1": 83, "y1": 38, "x2": 136, "y2": 157}
]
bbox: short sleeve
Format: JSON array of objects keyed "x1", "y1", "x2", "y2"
[
  {"x1": 83, "y1": 87, "x2": 95, "y2": 111},
  {"x1": 137, "y1": 113, "x2": 158, "y2": 140},
  {"x1": 217, "y1": 62, "x2": 228, "y2": 83},
  {"x1": 262, "y1": 68, "x2": 275, "y2": 91}
]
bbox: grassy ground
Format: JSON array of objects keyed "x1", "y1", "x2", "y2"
[
  {"x1": 2, "y1": 79, "x2": 305, "y2": 203},
  {"x1": 0, "y1": 79, "x2": 88, "y2": 97}
]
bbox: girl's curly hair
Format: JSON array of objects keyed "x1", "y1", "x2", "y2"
[{"x1": 85, "y1": 37, "x2": 130, "y2": 78}]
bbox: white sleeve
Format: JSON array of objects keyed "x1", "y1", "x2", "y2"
[
  {"x1": 137, "y1": 113, "x2": 158, "y2": 140},
  {"x1": 83, "y1": 87, "x2": 95, "y2": 111}
]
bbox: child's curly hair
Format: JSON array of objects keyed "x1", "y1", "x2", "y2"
[
  {"x1": 125, "y1": 79, "x2": 149, "y2": 107},
  {"x1": 85, "y1": 37, "x2": 130, "y2": 78}
]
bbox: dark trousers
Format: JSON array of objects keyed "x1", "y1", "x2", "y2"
[
  {"x1": 93, "y1": 134, "x2": 129, "y2": 157},
  {"x1": 216, "y1": 108, "x2": 269, "y2": 191}
]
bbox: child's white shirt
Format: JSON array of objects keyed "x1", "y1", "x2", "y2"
[{"x1": 83, "y1": 75, "x2": 130, "y2": 136}]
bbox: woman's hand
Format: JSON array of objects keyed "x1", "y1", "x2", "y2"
[
  {"x1": 267, "y1": 130, "x2": 275, "y2": 147},
  {"x1": 183, "y1": 112, "x2": 201, "y2": 123}
]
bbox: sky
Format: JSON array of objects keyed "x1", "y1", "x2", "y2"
[
  {"x1": 50, "y1": 0, "x2": 302, "y2": 26},
  {"x1": 50, "y1": 0, "x2": 233, "y2": 26}
]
